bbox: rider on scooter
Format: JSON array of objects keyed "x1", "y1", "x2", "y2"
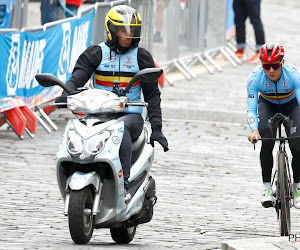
[{"x1": 55, "y1": 5, "x2": 169, "y2": 201}]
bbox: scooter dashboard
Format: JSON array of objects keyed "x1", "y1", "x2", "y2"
[{"x1": 67, "y1": 89, "x2": 129, "y2": 114}]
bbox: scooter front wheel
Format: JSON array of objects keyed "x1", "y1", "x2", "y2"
[
  {"x1": 110, "y1": 225, "x2": 136, "y2": 244},
  {"x1": 68, "y1": 187, "x2": 94, "y2": 244}
]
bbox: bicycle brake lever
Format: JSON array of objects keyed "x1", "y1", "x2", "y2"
[{"x1": 253, "y1": 137, "x2": 257, "y2": 151}]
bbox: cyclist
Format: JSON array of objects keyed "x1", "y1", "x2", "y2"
[
  {"x1": 247, "y1": 42, "x2": 300, "y2": 208},
  {"x1": 55, "y1": 5, "x2": 169, "y2": 201}
]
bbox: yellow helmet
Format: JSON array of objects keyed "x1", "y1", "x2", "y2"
[{"x1": 105, "y1": 5, "x2": 142, "y2": 52}]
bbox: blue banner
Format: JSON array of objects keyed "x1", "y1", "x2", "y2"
[{"x1": 0, "y1": 9, "x2": 94, "y2": 111}]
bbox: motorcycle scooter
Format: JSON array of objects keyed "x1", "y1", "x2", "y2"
[{"x1": 35, "y1": 68, "x2": 163, "y2": 244}]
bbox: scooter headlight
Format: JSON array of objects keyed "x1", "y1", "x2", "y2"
[
  {"x1": 101, "y1": 98, "x2": 128, "y2": 112},
  {"x1": 67, "y1": 130, "x2": 83, "y2": 154},
  {"x1": 85, "y1": 131, "x2": 110, "y2": 154},
  {"x1": 67, "y1": 99, "x2": 83, "y2": 111}
]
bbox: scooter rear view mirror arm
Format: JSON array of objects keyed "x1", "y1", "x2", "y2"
[{"x1": 35, "y1": 73, "x2": 72, "y2": 94}]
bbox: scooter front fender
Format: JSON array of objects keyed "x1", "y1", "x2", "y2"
[
  {"x1": 67, "y1": 171, "x2": 101, "y2": 192},
  {"x1": 64, "y1": 171, "x2": 102, "y2": 216}
]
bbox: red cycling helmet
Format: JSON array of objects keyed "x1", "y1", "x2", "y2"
[{"x1": 259, "y1": 42, "x2": 284, "y2": 62}]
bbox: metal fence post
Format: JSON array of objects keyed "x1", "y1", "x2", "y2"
[
  {"x1": 206, "y1": 0, "x2": 227, "y2": 49},
  {"x1": 11, "y1": 0, "x2": 29, "y2": 29},
  {"x1": 198, "y1": 0, "x2": 208, "y2": 51},
  {"x1": 187, "y1": 0, "x2": 200, "y2": 50},
  {"x1": 166, "y1": 0, "x2": 180, "y2": 60},
  {"x1": 58, "y1": 0, "x2": 66, "y2": 20}
]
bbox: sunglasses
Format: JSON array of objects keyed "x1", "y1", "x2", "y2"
[{"x1": 262, "y1": 62, "x2": 282, "y2": 71}]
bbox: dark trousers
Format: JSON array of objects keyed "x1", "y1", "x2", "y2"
[
  {"x1": 233, "y1": 0, "x2": 265, "y2": 50},
  {"x1": 258, "y1": 97, "x2": 300, "y2": 183},
  {"x1": 111, "y1": 113, "x2": 144, "y2": 181}
]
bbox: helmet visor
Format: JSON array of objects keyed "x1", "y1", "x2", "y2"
[{"x1": 110, "y1": 25, "x2": 142, "y2": 39}]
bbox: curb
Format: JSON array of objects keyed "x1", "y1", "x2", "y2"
[{"x1": 221, "y1": 236, "x2": 300, "y2": 250}]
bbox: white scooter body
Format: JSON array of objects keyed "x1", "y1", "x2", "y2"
[
  {"x1": 56, "y1": 114, "x2": 155, "y2": 224},
  {"x1": 35, "y1": 68, "x2": 162, "y2": 244}
]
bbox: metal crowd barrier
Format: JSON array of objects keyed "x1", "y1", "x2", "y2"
[
  {"x1": 0, "y1": 0, "x2": 241, "y2": 138},
  {"x1": 5, "y1": 0, "x2": 241, "y2": 84},
  {"x1": 82, "y1": 0, "x2": 241, "y2": 85},
  {"x1": 149, "y1": 0, "x2": 242, "y2": 85}
]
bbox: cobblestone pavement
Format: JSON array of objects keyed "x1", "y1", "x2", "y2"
[{"x1": 1, "y1": 0, "x2": 300, "y2": 249}]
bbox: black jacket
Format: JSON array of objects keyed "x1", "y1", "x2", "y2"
[{"x1": 64, "y1": 45, "x2": 163, "y2": 130}]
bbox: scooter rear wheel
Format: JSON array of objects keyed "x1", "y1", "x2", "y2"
[
  {"x1": 68, "y1": 187, "x2": 94, "y2": 244},
  {"x1": 110, "y1": 225, "x2": 136, "y2": 244}
]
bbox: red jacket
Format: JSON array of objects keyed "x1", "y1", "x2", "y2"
[{"x1": 66, "y1": 0, "x2": 84, "y2": 7}]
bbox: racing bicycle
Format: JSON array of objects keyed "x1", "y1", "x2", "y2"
[{"x1": 254, "y1": 113, "x2": 295, "y2": 236}]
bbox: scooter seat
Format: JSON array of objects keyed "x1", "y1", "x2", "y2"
[{"x1": 131, "y1": 129, "x2": 146, "y2": 162}]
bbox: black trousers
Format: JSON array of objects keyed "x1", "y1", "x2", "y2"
[
  {"x1": 258, "y1": 97, "x2": 300, "y2": 183},
  {"x1": 233, "y1": 0, "x2": 265, "y2": 50},
  {"x1": 110, "y1": 113, "x2": 144, "y2": 181}
]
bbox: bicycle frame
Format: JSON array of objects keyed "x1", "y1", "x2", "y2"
[
  {"x1": 257, "y1": 113, "x2": 294, "y2": 236},
  {"x1": 271, "y1": 119, "x2": 293, "y2": 207}
]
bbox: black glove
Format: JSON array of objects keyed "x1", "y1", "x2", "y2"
[
  {"x1": 55, "y1": 95, "x2": 67, "y2": 109},
  {"x1": 150, "y1": 128, "x2": 169, "y2": 152}
]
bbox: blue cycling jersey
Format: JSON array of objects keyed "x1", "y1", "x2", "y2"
[{"x1": 247, "y1": 63, "x2": 300, "y2": 131}]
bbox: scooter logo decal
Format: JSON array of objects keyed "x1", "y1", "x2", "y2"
[
  {"x1": 247, "y1": 116, "x2": 255, "y2": 125},
  {"x1": 112, "y1": 136, "x2": 120, "y2": 145},
  {"x1": 118, "y1": 169, "x2": 123, "y2": 178},
  {"x1": 126, "y1": 56, "x2": 132, "y2": 64},
  {"x1": 137, "y1": 197, "x2": 142, "y2": 206},
  {"x1": 266, "y1": 82, "x2": 271, "y2": 87}
]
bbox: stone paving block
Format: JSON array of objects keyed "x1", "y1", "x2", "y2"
[{"x1": 1, "y1": 0, "x2": 300, "y2": 249}]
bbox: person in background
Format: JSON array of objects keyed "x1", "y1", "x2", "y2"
[
  {"x1": 247, "y1": 42, "x2": 300, "y2": 208},
  {"x1": 65, "y1": 0, "x2": 86, "y2": 17},
  {"x1": 40, "y1": 0, "x2": 85, "y2": 25},
  {"x1": 233, "y1": 0, "x2": 265, "y2": 63}
]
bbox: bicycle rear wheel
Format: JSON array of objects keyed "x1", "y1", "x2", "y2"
[{"x1": 277, "y1": 152, "x2": 291, "y2": 236}]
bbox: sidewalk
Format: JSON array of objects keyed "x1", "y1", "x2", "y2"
[
  {"x1": 0, "y1": 0, "x2": 300, "y2": 249},
  {"x1": 222, "y1": 236, "x2": 300, "y2": 250}
]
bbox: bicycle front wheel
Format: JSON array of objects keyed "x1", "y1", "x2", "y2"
[{"x1": 278, "y1": 152, "x2": 291, "y2": 236}]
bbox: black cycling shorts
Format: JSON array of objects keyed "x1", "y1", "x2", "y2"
[{"x1": 258, "y1": 96, "x2": 300, "y2": 137}]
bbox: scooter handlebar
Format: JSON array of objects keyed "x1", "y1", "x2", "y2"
[{"x1": 126, "y1": 102, "x2": 148, "y2": 107}]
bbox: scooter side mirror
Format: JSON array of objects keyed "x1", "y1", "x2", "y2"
[
  {"x1": 124, "y1": 68, "x2": 163, "y2": 94},
  {"x1": 35, "y1": 73, "x2": 72, "y2": 94}
]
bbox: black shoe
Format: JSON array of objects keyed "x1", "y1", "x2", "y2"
[{"x1": 261, "y1": 201, "x2": 273, "y2": 208}]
